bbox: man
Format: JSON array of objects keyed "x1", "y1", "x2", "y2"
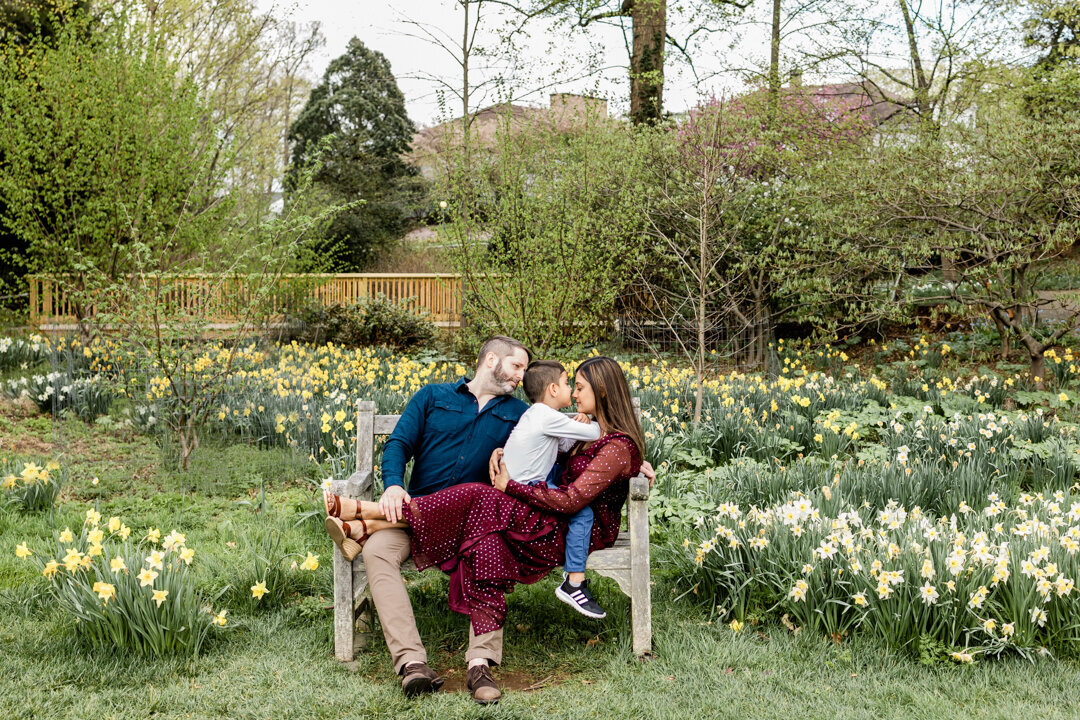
[{"x1": 363, "y1": 335, "x2": 530, "y2": 705}]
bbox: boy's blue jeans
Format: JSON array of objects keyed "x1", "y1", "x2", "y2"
[{"x1": 535, "y1": 464, "x2": 592, "y2": 573}]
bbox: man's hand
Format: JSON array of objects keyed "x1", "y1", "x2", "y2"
[
  {"x1": 379, "y1": 485, "x2": 411, "y2": 524},
  {"x1": 488, "y1": 447, "x2": 505, "y2": 482},
  {"x1": 493, "y1": 459, "x2": 511, "y2": 492},
  {"x1": 640, "y1": 460, "x2": 656, "y2": 487}
]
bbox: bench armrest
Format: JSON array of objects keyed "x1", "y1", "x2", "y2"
[
  {"x1": 330, "y1": 469, "x2": 374, "y2": 501},
  {"x1": 630, "y1": 473, "x2": 650, "y2": 501}
]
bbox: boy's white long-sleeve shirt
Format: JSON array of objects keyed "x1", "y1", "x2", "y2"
[{"x1": 503, "y1": 403, "x2": 602, "y2": 485}]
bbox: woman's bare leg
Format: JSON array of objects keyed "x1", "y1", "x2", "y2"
[{"x1": 345, "y1": 516, "x2": 407, "y2": 539}]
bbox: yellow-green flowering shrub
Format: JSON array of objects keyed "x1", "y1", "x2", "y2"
[{"x1": 17, "y1": 511, "x2": 227, "y2": 657}]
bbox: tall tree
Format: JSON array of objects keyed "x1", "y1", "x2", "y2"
[
  {"x1": 287, "y1": 38, "x2": 421, "y2": 270},
  {"x1": 0, "y1": 2, "x2": 240, "y2": 336},
  {"x1": 493, "y1": 1, "x2": 753, "y2": 124},
  {"x1": 0, "y1": 0, "x2": 95, "y2": 315},
  {"x1": 1021, "y1": 0, "x2": 1080, "y2": 67},
  {"x1": 810, "y1": 0, "x2": 1011, "y2": 134}
]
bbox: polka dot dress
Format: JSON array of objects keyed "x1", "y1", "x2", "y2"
[{"x1": 403, "y1": 433, "x2": 641, "y2": 635}]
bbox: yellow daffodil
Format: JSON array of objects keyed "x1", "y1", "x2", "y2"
[
  {"x1": 15, "y1": 542, "x2": 32, "y2": 559},
  {"x1": 92, "y1": 581, "x2": 116, "y2": 604},
  {"x1": 137, "y1": 568, "x2": 159, "y2": 587},
  {"x1": 299, "y1": 552, "x2": 319, "y2": 571},
  {"x1": 58, "y1": 527, "x2": 74, "y2": 544},
  {"x1": 146, "y1": 528, "x2": 161, "y2": 544},
  {"x1": 251, "y1": 581, "x2": 269, "y2": 600},
  {"x1": 213, "y1": 609, "x2": 228, "y2": 626},
  {"x1": 110, "y1": 556, "x2": 127, "y2": 573},
  {"x1": 152, "y1": 589, "x2": 169, "y2": 607},
  {"x1": 179, "y1": 547, "x2": 195, "y2": 565},
  {"x1": 42, "y1": 560, "x2": 59, "y2": 577},
  {"x1": 85, "y1": 509, "x2": 101, "y2": 526}
]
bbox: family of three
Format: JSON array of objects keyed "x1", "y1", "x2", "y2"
[{"x1": 321, "y1": 335, "x2": 654, "y2": 704}]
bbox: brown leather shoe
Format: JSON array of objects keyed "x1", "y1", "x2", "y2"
[
  {"x1": 466, "y1": 663, "x2": 501, "y2": 705},
  {"x1": 401, "y1": 661, "x2": 444, "y2": 696}
]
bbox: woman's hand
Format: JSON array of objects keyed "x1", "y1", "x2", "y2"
[
  {"x1": 488, "y1": 447, "x2": 505, "y2": 482},
  {"x1": 493, "y1": 459, "x2": 511, "y2": 492},
  {"x1": 640, "y1": 460, "x2": 656, "y2": 487}
]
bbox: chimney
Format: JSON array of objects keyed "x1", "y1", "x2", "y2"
[{"x1": 549, "y1": 93, "x2": 607, "y2": 123}]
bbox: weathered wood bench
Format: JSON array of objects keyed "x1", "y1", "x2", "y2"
[{"x1": 330, "y1": 399, "x2": 653, "y2": 663}]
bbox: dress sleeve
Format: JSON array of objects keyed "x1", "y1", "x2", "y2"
[{"x1": 503, "y1": 437, "x2": 633, "y2": 515}]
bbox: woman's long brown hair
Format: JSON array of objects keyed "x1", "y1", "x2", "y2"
[{"x1": 576, "y1": 356, "x2": 645, "y2": 458}]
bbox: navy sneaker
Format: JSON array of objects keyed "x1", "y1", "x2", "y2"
[{"x1": 555, "y1": 576, "x2": 607, "y2": 619}]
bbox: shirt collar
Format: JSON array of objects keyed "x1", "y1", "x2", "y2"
[{"x1": 455, "y1": 376, "x2": 512, "y2": 407}]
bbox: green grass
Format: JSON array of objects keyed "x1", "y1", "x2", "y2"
[{"x1": 3, "y1": 402, "x2": 1080, "y2": 719}]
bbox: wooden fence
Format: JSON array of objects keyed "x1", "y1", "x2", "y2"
[{"x1": 28, "y1": 273, "x2": 465, "y2": 331}]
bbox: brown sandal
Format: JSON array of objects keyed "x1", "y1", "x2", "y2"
[
  {"x1": 325, "y1": 516, "x2": 367, "y2": 562},
  {"x1": 323, "y1": 491, "x2": 359, "y2": 521}
]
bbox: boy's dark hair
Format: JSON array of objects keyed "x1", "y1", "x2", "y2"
[{"x1": 523, "y1": 360, "x2": 566, "y2": 403}]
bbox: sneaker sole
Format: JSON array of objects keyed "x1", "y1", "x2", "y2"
[{"x1": 555, "y1": 586, "x2": 607, "y2": 619}]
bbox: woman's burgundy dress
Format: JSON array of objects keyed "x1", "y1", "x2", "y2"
[{"x1": 401, "y1": 432, "x2": 642, "y2": 635}]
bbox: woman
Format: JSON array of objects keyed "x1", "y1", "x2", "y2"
[{"x1": 323, "y1": 356, "x2": 644, "y2": 637}]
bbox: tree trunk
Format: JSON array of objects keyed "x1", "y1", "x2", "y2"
[
  {"x1": 898, "y1": 0, "x2": 935, "y2": 133},
  {"x1": 1029, "y1": 351, "x2": 1046, "y2": 387},
  {"x1": 768, "y1": 0, "x2": 782, "y2": 124},
  {"x1": 629, "y1": 0, "x2": 666, "y2": 125},
  {"x1": 990, "y1": 311, "x2": 1010, "y2": 360},
  {"x1": 178, "y1": 414, "x2": 200, "y2": 471}
]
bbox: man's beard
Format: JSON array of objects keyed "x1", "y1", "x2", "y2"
[{"x1": 491, "y1": 362, "x2": 518, "y2": 394}]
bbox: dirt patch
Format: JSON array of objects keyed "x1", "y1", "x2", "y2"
[
  {"x1": 2, "y1": 433, "x2": 54, "y2": 455},
  {"x1": 0, "y1": 394, "x2": 38, "y2": 419}
]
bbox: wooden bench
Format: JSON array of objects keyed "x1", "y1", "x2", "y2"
[{"x1": 330, "y1": 399, "x2": 653, "y2": 663}]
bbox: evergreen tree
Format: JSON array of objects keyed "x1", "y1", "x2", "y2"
[{"x1": 287, "y1": 38, "x2": 421, "y2": 271}]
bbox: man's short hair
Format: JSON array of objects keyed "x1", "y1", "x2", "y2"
[
  {"x1": 476, "y1": 335, "x2": 531, "y2": 369},
  {"x1": 523, "y1": 360, "x2": 565, "y2": 403}
]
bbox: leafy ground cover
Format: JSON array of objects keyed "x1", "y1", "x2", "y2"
[{"x1": 3, "y1": 333, "x2": 1080, "y2": 717}]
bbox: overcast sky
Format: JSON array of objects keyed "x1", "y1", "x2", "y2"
[{"x1": 260, "y1": 0, "x2": 778, "y2": 127}]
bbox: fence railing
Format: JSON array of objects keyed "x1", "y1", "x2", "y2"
[{"x1": 29, "y1": 273, "x2": 465, "y2": 330}]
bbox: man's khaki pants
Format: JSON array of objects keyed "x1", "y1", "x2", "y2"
[{"x1": 362, "y1": 528, "x2": 503, "y2": 673}]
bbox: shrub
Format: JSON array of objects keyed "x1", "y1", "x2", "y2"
[
  {"x1": 17, "y1": 514, "x2": 227, "y2": 658},
  {"x1": 4, "y1": 371, "x2": 113, "y2": 420},
  {"x1": 290, "y1": 294, "x2": 436, "y2": 350},
  {"x1": 1, "y1": 458, "x2": 64, "y2": 512}
]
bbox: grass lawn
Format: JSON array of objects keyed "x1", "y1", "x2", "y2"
[{"x1": 3, "y1": 401, "x2": 1080, "y2": 719}]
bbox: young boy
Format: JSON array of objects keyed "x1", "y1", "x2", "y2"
[{"x1": 503, "y1": 360, "x2": 607, "y2": 619}]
